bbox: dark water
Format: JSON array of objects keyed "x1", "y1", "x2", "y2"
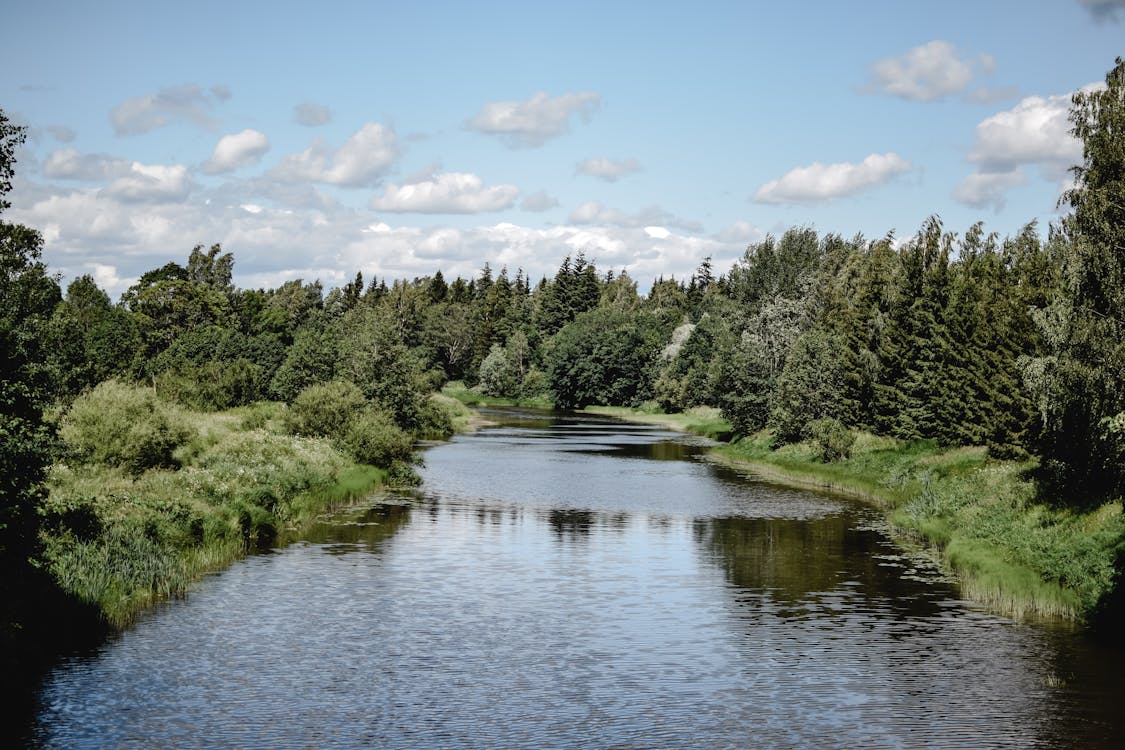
[{"x1": 22, "y1": 409, "x2": 1125, "y2": 748}]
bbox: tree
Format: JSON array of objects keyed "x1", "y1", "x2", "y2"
[
  {"x1": 0, "y1": 112, "x2": 76, "y2": 674},
  {"x1": 1022, "y1": 57, "x2": 1125, "y2": 498},
  {"x1": 547, "y1": 308, "x2": 673, "y2": 409}
]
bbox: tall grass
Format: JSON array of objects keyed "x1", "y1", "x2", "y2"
[
  {"x1": 715, "y1": 430, "x2": 1125, "y2": 621},
  {"x1": 42, "y1": 402, "x2": 389, "y2": 628},
  {"x1": 441, "y1": 381, "x2": 555, "y2": 409}
]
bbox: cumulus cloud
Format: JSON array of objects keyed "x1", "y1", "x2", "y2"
[
  {"x1": 753, "y1": 153, "x2": 911, "y2": 205},
  {"x1": 568, "y1": 201, "x2": 704, "y2": 233},
  {"x1": 1079, "y1": 0, "x2": 1125, "y2": 21},
  {"x1": 954, "y1": 89, "x2": 1092, "y2": 211},
  {"x1": 865, "y1": 41, "x2": 992, "y2": 101},
  {"x1": 371, "y1": 172, "x2": 519, "y2": 213},
  {"x1": 105, "y1": 162, "x2": 193, "y2": 202},
  {"x1": 468, "y1": 91, "x2": 600, "y2": 147},
  {"x1": 272, "y1": 122, "x2": 399, "y2": 187},
  {"x1": 966, "y1": 93, "x2": 1082, "y2": 176},
  {"x1": 576, "y1": 157, "x2": 642, "y2": 181},
  {"x1": 44, "y1": 149, "x2": 132, "y2": 181},
  {"x1": 294, "y1": 101, "x2": 332, "y2": 126},
  {"x1": 110, "y1": 84, "x2": 228, "y2": 135},
  {"x1": 203, "y1": 129, "x2": 270, "y2": 174},
  {"x1": 521, "y1": 190, "x2": 559, "y2": 212},
  {"x1": 46, "y1": 125, "x2": 76, "y2": 142},
  {"x1": 10, "y1": 171, "x2": 753, "y2": 300}
]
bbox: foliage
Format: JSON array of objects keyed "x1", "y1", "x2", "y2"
[
  {"x1": 283, "y1": 380, "x2": 365, "y2": 438},
  {"x1": 339, "y1": 407, "x2": 414, "y2": 468},
  {"x1": 1021, "y1": 57, "x2": 1125, "y2": 500},
  {"x1": 770, "y1": 329, "x2": 845, "y2": 444},
  {"x1": 59, "y1": 381, "x2": 194, "y2": 475},
  {"x1": 808, "y1": 418, "x2": 855, "y2": 462},
  {"x1": 548, "y1": 307, "x2": 673, "y2": 409}
]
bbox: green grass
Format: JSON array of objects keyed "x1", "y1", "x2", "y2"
[
  {"x1": 714, "y1": 430, "x2": 1125, "y2": 621},
  {"x1": 429, "y1": 392, "x2": 481, "y2": 433},
  {"x1": 41, "y1": 403, "x2": 389, "y2": 628},
  {"x1": 441, "y1": 381, "x2": 555, "y2": 409},
  {"x1": 581, "y1": 404, "x2": 732, "y2": 440}
]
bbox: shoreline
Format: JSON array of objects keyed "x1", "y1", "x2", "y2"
[{"x1": 573, "y1": 405, "x2": 1123, "y2": 623}]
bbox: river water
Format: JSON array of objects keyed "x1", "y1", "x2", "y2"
[{"x1": 22, "y1": 409, "x2": 1125, "y2": 748}]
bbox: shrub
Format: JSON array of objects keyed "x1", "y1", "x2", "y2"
[
  {"x1": 59, "y1": 380, "x2": 193, "y2": 475},
  {"x1": 415, "y1": 397, "x2": 455, "y2": 440},
  {"x1": 340, "y1": 407, "x2": 414, "y2": 468},
  {"x1": 478, "y1": 344, "x2": 517, "y2": 396},
  {"x1": 284, "y1": 380, "x2": 365, "y2": 437},
  {"x1": 808, "y1": 417, "x2": 855, "y2": 462}
]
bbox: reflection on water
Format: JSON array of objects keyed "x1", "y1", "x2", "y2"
[{"x1": 24, "y1": 408, "x2": 1125, "y2": 749}]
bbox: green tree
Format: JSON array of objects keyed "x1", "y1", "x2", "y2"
[
  {"x1": 1022, "y1": 57, "x2": 1125, "y2": 498},
  {"x1": 547, "y1": 308, "x2": 673, "y2": 409}
]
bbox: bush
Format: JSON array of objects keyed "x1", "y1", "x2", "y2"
[
  {"x1": 808, "y1": 417, "x2": 855, "y2": 462},
  {"x1": 59, "y1": 380, "x2": 193, "y2": 475},
  {"x1": 284, "y1": 380, "x2": 365, "y2": 437},
  {"x1": 340, "y1": 407, "x2": 414, "y2": 467},
  {"x1": 415, "y1": 397, "x2": 455, "y2": 440},
  {"x1": 478, "y1": 344, "x2": 517, "y2": 396}
]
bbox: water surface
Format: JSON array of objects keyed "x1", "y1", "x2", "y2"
[{"x1": 25, "y1": 409, "x2": 1125, "y2": 748}]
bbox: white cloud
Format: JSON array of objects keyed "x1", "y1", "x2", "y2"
[
  {"x1": 371, "y1": 172, "x2": 519, "y2": 213},
  {"x1": 952, "y1": 170, "x2": 1028, "y2": 212},
  {"x1": 866, "y1": 41, "x2": 990, "y2": 101},
  {"x1": 1078, "y1": 0, "x2": 1125, "y2": 22},
  {"x1": 106, "y1": 162, "x2": 192, "y2": 202},
  {"x1": 44, "y1": 149, "x2": 132, "y2": 181},
  {"x1": 90, "y1": 263, "x2": 135, "y2": 294},
  {"x1": 272, "y1": 122, "x2": 399, "y2": 187},
  {"x1": 954, "y1": 88, "x2": 1093, "y2": 210},
  {"x1": 294, "y1": 101, "x2": 332, "y2": 126},
  {"x1": 753, "y1": 153, "x2": 911, "y2": 205},
  {"x1": 203, "y1": 129, "x2": 270, "y2": 174},
  {"x1": 521, "y1": 190, "x2": 559, "y2": 212},
  {"x1": 576, "y1": 157, "x2": 642, "y2": 181},
  {"x1": 468, "y1": 91, "x2": 600, "y2": 147},
  {"x1": 11, "y1": 172, "x2": 754, "y2": 299},
  {"x1": 966, "y1": 93, "x2": 1082, "y2": 176},
  {"x1": 568, "y1": 201, "x2": 704, "y2": 233},
  {"x1": 110, "y1": 84, "x2": 227, "y2": 135}
]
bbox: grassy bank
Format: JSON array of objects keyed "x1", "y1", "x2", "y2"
[
  {"x1": 583, "y1": 405, "x2": 1125, "y2": 621},
  {"x1": 441, "y1": 381, "x2": 554, "y2": 409},
  {"x1": 581, "y1": 404, "x2": 732, "y2": 440},
  {"x1": 41, "y1": 401, "x2": 399, "y2": 628}
]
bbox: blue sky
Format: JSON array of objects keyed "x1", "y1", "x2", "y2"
[{"x1": 2, "y1": 0, "x2": 1122, "y2": 297}]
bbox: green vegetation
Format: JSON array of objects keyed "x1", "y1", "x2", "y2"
[
  {"x1": 442, "y1": 380, "x2": 554, "y2": 409},
  {"x1": 713, "y1": 432, "x2": 1125, "y2": 620},
  {"x1": 582, "y1": 404, "x2": 732, "y2": 441},
  {"x1": 43, "y1": 394, "x2": 390, "y2": 627}
]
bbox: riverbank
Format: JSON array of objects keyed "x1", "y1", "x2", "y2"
[
  {"x1": 441, "y1": 381, "x2": 554, "y2": 409},
  {"x1": 577, "y1": 406, "x2": 1125, "y2": 622},
  {"x1": 40, "y1": 394, "x2": 473, "y2": 629}
]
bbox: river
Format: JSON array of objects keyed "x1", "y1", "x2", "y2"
[{"x1": 21, "y1": 408, "x2": 1125, "y2": 748}]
